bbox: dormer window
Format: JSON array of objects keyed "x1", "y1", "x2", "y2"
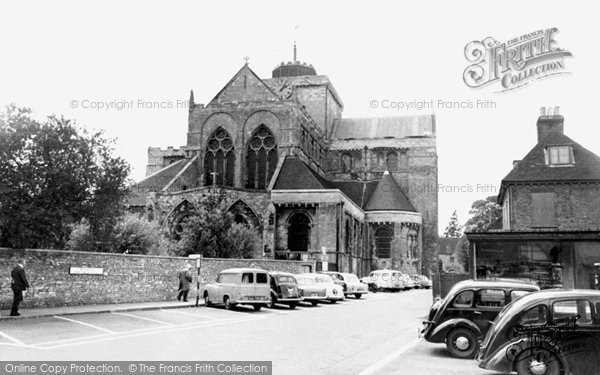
[{"x1": 545, "y1": 145, "x2": 574, "y2": 165}]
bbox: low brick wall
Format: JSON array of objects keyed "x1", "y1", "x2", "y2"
[{"x1": 0, "y1": 248, "x2": 314, "y2": 309}]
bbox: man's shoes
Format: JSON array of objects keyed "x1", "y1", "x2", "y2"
[
  {"x1": 10, "y1": 313, "x2": 20, "y2": 317},
  {"x1": 183, "y1": 300, "x2": 188, "y2": 302},
  {"x1": 177, "y1": 295, "x2": 181, "y2": 301}
]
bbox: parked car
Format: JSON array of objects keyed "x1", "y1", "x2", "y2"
[
  {"x1": 203, "y1": 268, "x2": 270, "y2": 311},
  {"x1": 411, "y1": 275, "x2": 432, "y2": 289},
  {"x1": 477, "y1": 289, "x2": 600, "y2": 375},
  {"x1": 300, "y1": 273, "x2": 344, "y2": 303},
  {"x1": 401, "y1": 273, "x2": 416, "y2": 290},
  {"x1": 367, "y1": 270, "x2": 406, "y2": 292},
  {"x1": 419, "y1": 279, "x2": 540, "y2": 358},
  {"x1": 340, "y1": 273, "x2": 369, "y2": 299},
  {"x1": 268, "y1": 271, "x2": 301, "y2": 309},
  {"x1": 319, "y1": 271, "x2": 369, "y2": 299},
  {"x1": 295, "y1": 274, "x2": 327, "y2": 306}
]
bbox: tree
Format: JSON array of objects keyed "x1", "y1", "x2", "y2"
[
  {"x1": 176, "y1": 195, "x2": 261, "y2": 258},
  {"x1": 463, "y1": 195, "x2": 502, "y2": 232},
  {"x1": 0, "y1": 105, "x2": 130, "y2": 249},
  {"x1": 458, "y1": 195, "x2": 503, "y2": 271},
  {"x1": 443, "y1": 210, "x2": 462, "y2": 237},
  {"x1": 66, "y1": 214, "x2": 175, "y2": 255}
]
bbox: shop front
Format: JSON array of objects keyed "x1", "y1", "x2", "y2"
[{"x1": 466, "y1": 231, "x2": 600, "y2": 290}]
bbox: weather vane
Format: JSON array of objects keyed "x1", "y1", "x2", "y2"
[{"x1": 244, "y1": 56, "x2": 250, "y2": 65}]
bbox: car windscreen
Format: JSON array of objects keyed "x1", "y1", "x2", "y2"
[
  {"x1": 344, "y1": 274, "x2": 359, "y2": 283},
  {"x1": 277, "y1": 275, "x2": 296, "y2": 284},
  {"x1": 316, "y1": 276, "x2": 333, "y2": 284},
  {"x1": 296, "y1": 277, "x2": 314, "y2": 285}
]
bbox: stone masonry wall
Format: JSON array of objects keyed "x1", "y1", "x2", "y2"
[
  {"x1": 0, "y1": 248, "x2": 313, "y2": 309},
  {"x1": 509, "y1": 183, "x2": 600, "y2": 230}
]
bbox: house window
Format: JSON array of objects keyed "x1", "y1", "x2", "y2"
[
  {"x1": 246, "y1": 125, "x2": 277, "y2": 189},
  {"x1": 375, "y1": 227, "x2": 393, "y2": 258},
  {"x1": 531, "y1": 192, "x2": 555, "y2": 227},
  {"x1": 204, "y1": 127, "x2": 235, "y2": 186},
  {"x1": 546, "y1": 146, "x2": 574, "y2": 165}
]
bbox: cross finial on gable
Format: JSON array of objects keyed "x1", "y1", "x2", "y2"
[{"x1": 244, "y1": 56, "x2": 250, "y2": 65}]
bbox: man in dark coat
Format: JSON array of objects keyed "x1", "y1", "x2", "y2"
[
  {"x1": 11, "y1": 262, "x2": 30, "y2": 316},
  {"x1": 177, "y1": 264, "x2": 193, "y2": 302}
]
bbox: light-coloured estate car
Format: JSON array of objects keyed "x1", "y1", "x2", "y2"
[
  {"x1": 203, "y1": 268, "x2": 270, "y2": 311},
  {"x1": 295, "y1": 274, "x2": 327, "y2": 306}
]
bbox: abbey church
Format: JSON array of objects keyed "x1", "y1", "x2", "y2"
[{"x1": 129, "y1": 54, "x2": 438, "y2": 276}]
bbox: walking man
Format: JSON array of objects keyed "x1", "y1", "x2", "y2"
[
  {"x1": 11, "y1": 261, "x2": 30, "y2": 317},
  {"x1": 177, "y1": 263, "x2": 193, "y2": 302}
]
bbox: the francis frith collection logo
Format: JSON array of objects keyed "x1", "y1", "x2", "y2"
[{"x1": 463, "y1": 28, "x2": 573, "y2": 92}]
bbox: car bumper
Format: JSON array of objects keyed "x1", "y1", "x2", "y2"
[
  {"x1": 276, "y1": 297, "x2": 302, "y2": 303},
  {"x1": 325, "y1": 296, "x2": 345, "y2": 301},
  {"x1": 345, "y1": 290, "x2": 368, "y2": 295},
  {"x1": 418, "y1": 321, "x2": 435, "y2": 340},
  {"x1": 235, "y1": 299, "x2": 269, "y2": 305}
]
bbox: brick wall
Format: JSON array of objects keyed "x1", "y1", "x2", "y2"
[
  {"x1": 0, "y1": 248, "x2": 313, "y2": 309},
  {"x1": 509, "y1": 183, "x2": 600, "y2": 230}
]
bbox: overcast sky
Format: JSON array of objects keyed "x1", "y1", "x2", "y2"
[{"x1": 1, "y1": 0, "x2": 598, "y2": 233}]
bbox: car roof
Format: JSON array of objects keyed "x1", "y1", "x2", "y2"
[
  {"x1": 269, "y1": 271, "x2": 295, "y2": 277},
  {"x1": 220, "y1": 268, "x2": 268, "y2": 274},
  {"x1": 452, "y1": 279, "x2": 540, "y2": 290},
  {"x1": 520, "y1": 289, "x2": 600, "y2": 301}
]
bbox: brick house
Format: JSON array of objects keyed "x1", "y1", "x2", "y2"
[
  {"x1": 466, "y1": 107, "x2": 600, "y2": 289},
  {"x1": 128, "y1": 56, "x2": 438, "y2": 276}
]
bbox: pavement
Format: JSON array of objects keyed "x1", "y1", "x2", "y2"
[{"x1": 0, "y1": 299, "x2": 199, "y2": 320}]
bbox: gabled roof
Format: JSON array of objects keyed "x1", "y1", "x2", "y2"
[
  {"x1": 331, "y1": 115, "x2": 435, "y2": 140},
  {"x1": 332, "y1": 180, "x2": 378, "y2": 208},
  {"x1": 364, "y1": 171, "x2": 416, "y2": 212},
  {"x1": 125, "y1": 159, "x2": 189, "y2": 206},
  {"x1": 208, "y1": 64, "x2": 281, "y2": 106},
  {"x1": 502, "y1": 131, "x2": 600, "y2": 182},
  {"x1": 272, "y1": 157, "x2": 334, "y2": 190}
]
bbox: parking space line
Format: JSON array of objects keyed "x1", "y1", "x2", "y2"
[
  {"x1": 357, "y1": 338, "x2": 422, "y2": 375},
  {"x1": 54, "y1": 316, "x2": 115, "y2": 334},
  {"x1": 163, "y1": 309, "x2": 219, "y2": 320},
  {"x1": 111, "y1": 312, "x2": 175, "y2": 326},
  {"x1": 36, "y1": 315, "x2": 267, "y2": 350},
  {"x1": 0, "y1": 330, "x2": 27, "y2": 346}
]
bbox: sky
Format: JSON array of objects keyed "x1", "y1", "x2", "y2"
[{"x1": 1, "y1": 0, "x2": 599, "y2": 233}]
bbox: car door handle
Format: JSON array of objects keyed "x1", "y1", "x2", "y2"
[{"x1": 473, "y1": 311, "x2": 483, "y2": 315}]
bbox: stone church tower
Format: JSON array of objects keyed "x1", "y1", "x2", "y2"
[{"x1": 130, "y1": 55, "x2": 438, "y2": 276}]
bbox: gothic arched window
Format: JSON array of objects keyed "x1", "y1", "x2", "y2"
[
  {"x1": 204, "y1": 127, "x2": 235, "y2": 186},
  {"x1": 246, "y1": 125, "x2": 277, "y2": 189},
  {"x1": 341, "y1": 153, "x2": 353, "y2": 173},
  {"x1": 375, "y1": 227, "x2": 393, "y2": 258}
]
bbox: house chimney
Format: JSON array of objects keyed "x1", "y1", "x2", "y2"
[{"x1": 537, "y1": 106, "x2": 564, "y2": 142}]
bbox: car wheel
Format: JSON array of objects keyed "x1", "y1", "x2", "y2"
[
  {"x1": 330, "y1": 299, "x2": 337, "y2": 304},
  {"x1": 203, "y1": 292, "x2": 212, "y2": 307},
  {"x1": 224, "y1": 297, "x2": 233, "y2": 310},
  {"x1": 268, "y1": 295, "x2": 277, "y2": 309},
  {"x1": 311, "y1": 301, "x2": 318, "y2": 306},
  {"x1": 253, "y1": 305, "x2": 262, "y2": 311},
  {"x1": 515, "y1": 347, "x2": 562, "y2": 375},
  {"x1": 289, "y1": 303, "x2": 297, "y2": 309},
  {"x1": 446, "y1": 328, "x2": 478, "y2": 359}
]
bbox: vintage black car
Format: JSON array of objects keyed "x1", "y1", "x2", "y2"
[
  {"x1": 477, "y1": 289, "x2": 600, "y2": 375},
  {"x1": 419, "y1": 279, "x2": 540, "y2": 358},
  {"x1": 268, "y1": 271, "x2": 302, "y2": 309}
]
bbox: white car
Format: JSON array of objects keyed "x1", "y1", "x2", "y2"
[
  {"x1": 366, "y1": 270, "x2": 407, "y2": 292},
  {"x1": 339, "y1": 273, "x2": 369, "y2": 298},
  {"x1": 299, "y1": 273, "x2": 344, "y2": 303}
]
